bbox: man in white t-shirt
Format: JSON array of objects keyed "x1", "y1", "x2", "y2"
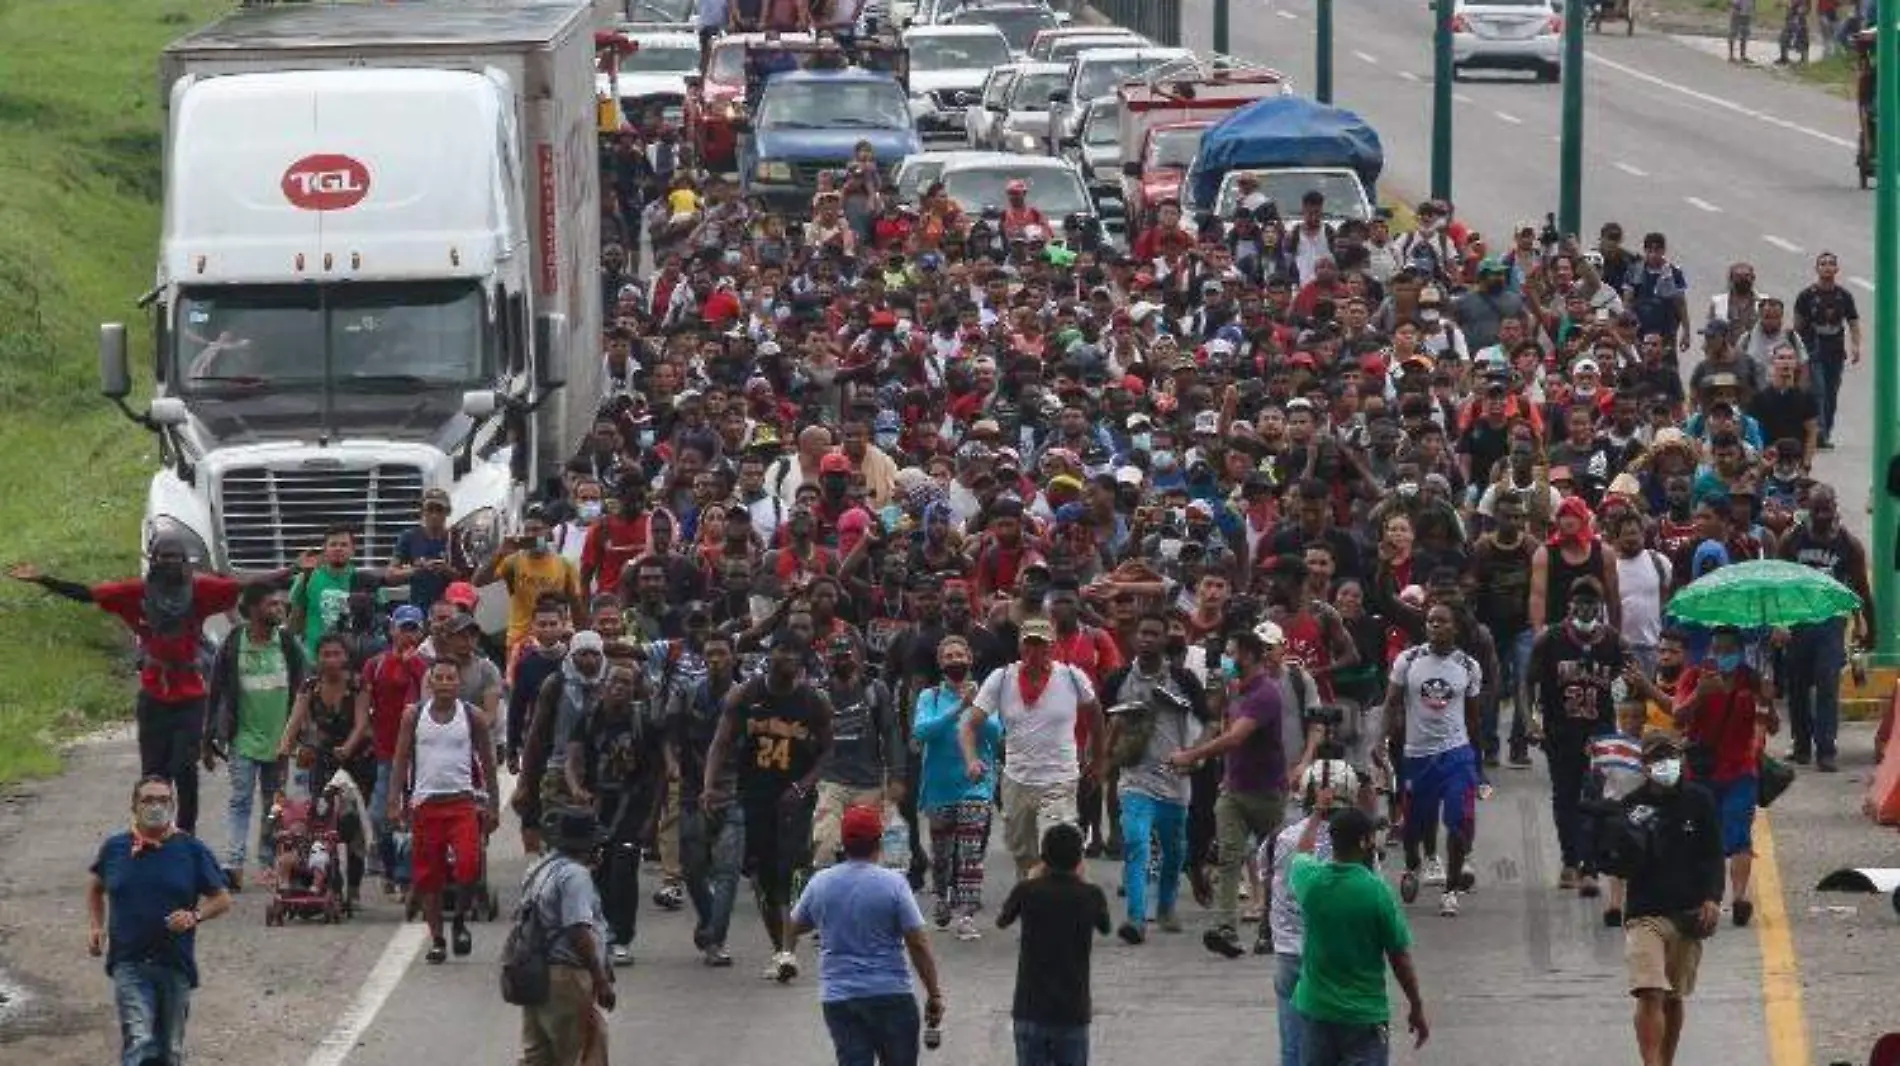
[
  {"x1": 962, "y1": 618, "x2": 1103, "y2": 880},
  {"x1": 1383, "y1": 602, "x2": 1483, "y2": 917},
  {"x1": 1609, "y1": 511, "x2": 1671, "y2": 679}
]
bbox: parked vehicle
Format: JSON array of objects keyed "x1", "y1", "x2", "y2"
[
  {"x1": 1052, "y1": 46, "x2": 1191, "y2": 144},
  {"x1": 1450, "y1": 0, "x2": 1564, "y2": 81},
  {"x1": 1026, "y1": 25, "x2": 1144, "y2": 59},
  {"x1": 944, "y1": 1, "x2": 1061, "y2": 56},
  {"x1": 1115, "y1": 54, "x2": 1289, "y2": 222},
  {"x1": 905, "y1": 24, "x2": 1013, "y2": 144},
  {"x1": 984, "y1": 60, "x2": 1067, "y2": 152},
  {"x1": 686, "y1": 31, "x2": 816, "y2": 172},
  {"x1": 1063, "y1": 96, "x2": 1122, "y2": 203},
  {"x1": 102, "y1": 1, "x2": 604, "y2": 616},
  {"x1": 597, "y1": 29, "x2": 698, "y2": 131},
  {"x1": 1185, "y1": 95, "x2": 1383, "y2": 218},
  {"x1": 737, "y1": 37, "x2": 922, "y2": 214},
  {"x1": 937, "y1": 153, "x2": 1096, "y2": 238},
  {"x1": 966, "y1": 63, "x2": 1020, "y2": 148}
]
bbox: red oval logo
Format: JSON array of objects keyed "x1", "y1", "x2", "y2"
[{"x1": 280, "y1": 153, "x2": 371, "y2": 211}]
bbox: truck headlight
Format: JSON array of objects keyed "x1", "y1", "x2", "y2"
[
  {"x1": 753, "y1": 160, "x2": 794, "y2": 183},
  {"x1": 721, "y1": 99, "x2": 745, "y2": 121},
  {"x1": 146, "y1": 515, "x2": 212, "y2": 569},
  {"x1": 1012, "y1": 131, "x2": 1042, "y2": 153},
  {"x1": 453, "y1": 506, "x2": 502, "y2": 568}
]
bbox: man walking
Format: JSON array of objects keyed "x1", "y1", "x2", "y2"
[
  {"x1": 88, "y1": 775, "x2": 234, "y2": 1066},
  {"x1": 811, "y1": 636, "x2": 904, "y2": 870},
  {"x1": 1385, "y1": 602, "x2": 1484, "y2": 917},
  {"x1": 996, "y1": 823, "x2": 1112, "y2": 1066},
  {"x1": 789, "y1": 805, "x2": 947, "y2": 1066},
  {"x1": 1777, "y1": 485, "x2": 1875, "y2": 771},
  {"x1": 517, "y1": 808, "x2": 616, "y2": 1066},
  {"x1": 1530, "y1": 580, "x2": 1631, "y2": 897},
  {"x1": 671, "y1": 631, "x2": 745, "y2": 966},
  {"x1": 1792, "y1": 251, "x2": 1862, "y2": 448},
  {"x1": 204, "y1": 583, "x2": 308, "y2": 890}
]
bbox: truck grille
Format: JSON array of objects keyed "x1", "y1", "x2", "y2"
[{"x1": 218, "y1": 464, "x2": 425, "y2": 570}]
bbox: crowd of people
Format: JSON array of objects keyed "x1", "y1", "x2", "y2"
[{"x1": 27, "y1": 72, "x2": 1885, "y2": 1066}]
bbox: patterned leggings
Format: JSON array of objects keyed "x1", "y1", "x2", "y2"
[{"x1": 927, "y1": 801, "x2": 992, "y2": 914}]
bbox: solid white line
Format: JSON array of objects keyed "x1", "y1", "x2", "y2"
[
  {"x1": 1454, "y1": 92, "x2": 1475, "y2": 104},
  {"x1": 1684, "y1": 196, "x2": 1722, "y2": 212},
  {"x1": 1762, "y1": 234, "x2": 1804, "y2": 253},
  {"x1": 1400, "y1": 70, "x2": 1423, "y2": 81},
  {"x1": 1354, "y1": 50, "x2": 1379, "y2": 63},
  {"x1": 305, "y1": 924, "x2": 427, "y2": 1066},
  {"x1": 1849, "y1": 275, "x2": 1875, "y2": 291},
  {"x1": 1584, "y1": 52, "x2": 1856, "y2": 149},
  {"x1": 1494, "y1": 110, "x2": 1523, "y2": 124},
  {"x1": 1614, "y1": 161, "x2": 1647, "y2": 177}
]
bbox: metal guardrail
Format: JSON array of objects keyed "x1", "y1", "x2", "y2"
[{"x1": 1089, "y1": 0, "x2": 1183, "y2": 46}]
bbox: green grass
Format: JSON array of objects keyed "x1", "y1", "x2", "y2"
[{"x1": 0, "y1": 0, "x2": 231, "y2": 783}]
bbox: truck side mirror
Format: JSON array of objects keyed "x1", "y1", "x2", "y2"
[
  {"x1": 99, "y1": 322, "x2": 130, "y2": 399},
  {"x1": 1122, "y1": 160, "x2": 1142, "y2": 177},
  {"x1": 534, "y1": 313, "x2": 568, "y2": 391},
  {"x1": 149, "y1": 397, "x2": 189, "y2": 426},
  {"x1": 461, "y1": 390, "x2": 500, "y2": 418}
]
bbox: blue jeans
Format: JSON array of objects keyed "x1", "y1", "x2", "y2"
[
  {"x1": 1810, "y1": 353, "x2": 1846, "y2": 440},
  {"x1": 369, "y1": 760, "x2": 410, "y2": 885},
  {"x1": 822, "y1": 993, "x2": 919, "y2": 1066},
  {"x1": 684, "y1": 803, "x2": 746, "y2": 948},
  {"x1": 1275, "y1": 954, "x2": 1303, "y2": 1066},
  {"x1": 1505, "y1": 629, "x2": 1536, "y2": 746},
  {"x1": 1014, "y1": 1019, "x2": 1090, "y2": 1066},
  {"x1": 1785, "y1": 618, "x2": 1847, "y2": 759},
  {"x1": 1299, "y1": 1016, "x2": 1390, "y2": 1066},
  {"x1": 224, "y1": 755, "x2": 283, "y2": 869},
  {"x1": 1116, "y1": 791, "x2": 1185, "y2": 927},
  {"x1": 113, "y1": 960, "x2": 191, "y2": 1066}
]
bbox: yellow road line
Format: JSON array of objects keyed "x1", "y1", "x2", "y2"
[{"x1": 1753, "y1": 811, "x2": 1810, "y2": 1066}]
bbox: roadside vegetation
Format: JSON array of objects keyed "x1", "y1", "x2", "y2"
[
  {"x1": 1638, "y1": 0, "x2": 1858, "y2": 97},
  {"x1": 0, "y1": 0, "x2": 229, "y2": 782}
]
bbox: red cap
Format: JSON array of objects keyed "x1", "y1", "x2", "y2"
[
  {"x1": 1006, "y1": 179, "x2": 1028, "y2": 194},
  {"x1": 820, "y1": 451, "x2": 854, "y2": 475},
  {"x1": 444, "y1": 582, "x2": 479, "y2": 609},
  {"x1": 1358, "y1": 354, "x2": 1388, "y2": 376},
  {"x1": 841, "y1": 805, "x2": 883, "y2": 848},
  {"x1": 868, "y1": 309, "x2": 898, "y2": 330},
  {"x1": 1120, "y1": 374, "x2": 1146, "y2": 397}
]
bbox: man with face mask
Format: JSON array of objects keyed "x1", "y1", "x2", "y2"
[
  {"x1": 1528, "y1": 579, "x2": 1632, "y2": 898},
  {"x1": 1610, "y1": 732, "x2": 1723, "y2": 1066},
  {"x1": 1777, "y1": 485, "x2": 1876, "y2": 772},
  {"x1": 517, "y1": 632, "x2": 611, "y2": 837},
  {"x1": 88, "y1": 775, "x2": 235, "y2": 1066},
  {"x1": 809, "y1": 636, "x2": 904, "y2": 872},
  {"x1": 567, "y1": 664, "x2": 668, "y2": 966}
]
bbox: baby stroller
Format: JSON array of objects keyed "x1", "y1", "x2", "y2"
[{"x1": 264, "y1": 750, "x2": 357, "y2": 926}]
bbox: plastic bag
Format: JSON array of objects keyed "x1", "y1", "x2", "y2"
[{"x1": 879, "y1": 803, "x2": 911, "y2": 871}]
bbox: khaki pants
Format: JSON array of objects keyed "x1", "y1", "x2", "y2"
[
  {"x1": 812, "y1": 781, "x2": 886, "y2": 868},
  {"x1": 1625, "y1": 916, "x2": 1703, "y2": 998},
  {"x1": 1001, "y1": 777, "x2": 1079, "y2": 879},
  {"x1": 520, "y1": 964, "x2": 608, "y2": 1066},
  {"x1": 1214, "y1": 789, "x2": 1286, "y2": 929}
]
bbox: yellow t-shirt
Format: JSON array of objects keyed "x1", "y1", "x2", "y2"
[
  {"x1": 667, "y1": 188, "x2": 700, "y2": 216},
  {"x1": 498, "y1": 550, "x2": 580, "y2": 650}
]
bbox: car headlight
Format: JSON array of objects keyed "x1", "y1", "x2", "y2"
[
  {"x1": 753, "y1": 159, "x2": 794, "y2": 182},
  {"x1": 1013, "y1": 131, "x2": 1042, "y2": 153},
  {"x1": 721, "y1": 99, "x2": 744, "y2": 121},
  {"x1": 146, "y1": 515, "x2": 213, "y2": 569},
  {"x1": 453, "y1": 506, "x2": 502, "y2": 568}
]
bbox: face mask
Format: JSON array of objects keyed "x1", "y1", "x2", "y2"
[
  {"x1": 1132, "y1": 432, "x2": 1152, "y2": 452},
  {"x1": 1397, "y1": 481, "x2": 1419, "y2": 497},
  {"x1": 876, "y1": 432, "x2": 901, "y2": 451},
  {"x1": 638, "y1": 429, "x2": 657, "y2": 449},
  {"x1": 942, "y1": 663, "x2": 970, "y2": 682},
  {"x1": 1220, "y1": 659, "x2": 1241, "y2": 681},
  {"x1": 1715, "y1": 651, "x2": 1742, "y2": 673},
  {"x1": 1647, "y1": 758, "x2": 1682, "y2": 788},
  {"x1": 532, "y1": 536, "x2": 551, "y2": 554},
  {"x1": 577, "y1": 501, "x2": 603, "y2": 523},
  {"x1": 1152, "y1": 449, "x2": 1176, "y2": 469},
  {"x1": 135, "y1": 800, "x2": 173, "y2": 832},
  {"x1": 1570, "y1": 608, "x2": 1602, "y2": 634}
]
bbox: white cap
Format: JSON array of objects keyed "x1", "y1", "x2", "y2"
[
  {"x1": 1115, "y1": 465, "x2": 1145, "y2": 487},
  {"x1": 1254, "y1": 620, "x2": 1285, "y2": 646},
  {"x1": 1299, "y1": 759, "x2": 1361, "y2": 802},
  {"x1": 1193, "y1": 411, "x2": 1220, "y2": 434},
  {"x1": 1129, "y1": 301, "x2": 1161, "y2": 324},
  {"x1": 570, "y1": 631, "x2": 605, "y2": 655}
]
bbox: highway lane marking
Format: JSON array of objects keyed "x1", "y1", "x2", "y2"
[
  {"x1": 1354, "y1": 50, "x2": 1379, "y2": 63},
  {"x1": 1400, "y1": 70, "x2": 1423, "y2": 81},
  {"x1": 1494, "y1": 110, "x2": 1523, "y2": 124},
  {"x1": 1275, "y1": 8, "x2": 1298, "y2": 18},
  {"x1": 1453, "y1": 92, "x2": 1475, "y2": 104},
  {"x1": 1752, "y1": 814, "x2": 1813, "y2": 1066},
  {"x1": 1850, "y1": 275, "x2": 1875, "y2": 290},
  {"x1": 306, "y1": 923, "x2": 427, "y2": 1066},
  {"x1": 1685, "y1": 196, "x2": 1722, "y2": 212},
  {"x1": 1763, "y1": 234, "x2": 1804, "y2": 253},
  {"x1": 1614, "y1": 161, "x2": 1647, "y2": 177},
  {"x1": 1584, "y1": 51, "x2": 1856, "y2": 150}
]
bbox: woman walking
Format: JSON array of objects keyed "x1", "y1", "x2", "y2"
[{"x1": 912, "y1": 635, "x2": 1001, "y2": 941}]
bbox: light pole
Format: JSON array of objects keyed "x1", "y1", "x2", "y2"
[
  {"x1": 1557, "y1": 0, "x2": 1585, "y2": 236},
  {"x1": 1214, "y1": 0, "x2": 1230, "y2": 53},
  {"x1": 1876, "y1": 16, "x2": 1898, "y2": 661},
  {"x1": 1317, "y1": 0, "x2": 1334, "y2": 103},
  {"x1": 1432, "y1": 0, "x2": 1454, "y2": 199}
]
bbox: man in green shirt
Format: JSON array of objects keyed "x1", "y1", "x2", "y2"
[
  {"x1": 205, "y1": 584, "x2": 308, "y2": 889},
  {"x1": 288, "y1": 526, "x2": 397, "y2": 655},
  {"x1": 1288, "y1": 807, "x2": 1429, "y2": 1065}
]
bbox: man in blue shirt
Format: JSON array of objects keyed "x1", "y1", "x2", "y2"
[
  {"x1": 789, "y1": 805, "x2": 946, "y2": 1066},
  {"x1": 88, "y1": 774, "x2": 233, "y2": 1066}
]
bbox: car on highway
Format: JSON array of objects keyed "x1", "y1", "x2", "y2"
[
  {"x1": 1026, "y1": 25, "x2": 1144, "y2": 60},
  {"x1": 740, "y1": 65, "x2": 921, "y2": 214},
  {"x1": 981, "y1": 59, "x2": 1068, "y2": 153},
  {"x1": 1121, "y1": 119, "x2": 1207, "y2": 220},
  {"x1": 893, "y1": 148, "x2": 995, "y2": 204},
  {"x1": 685, "y1": 31, "x2": 816, "y2": 171},
  {"x1": 1041, "y1": 32, "x2": 1152, "y2": 64},
  {"x1": 1450, "y1": 0, "x2": 1563, "y2": 81},
  {"x1": 938, "y1": 152, "x2": 1095, "y2": 238},
  {"x1": 597, "y1": 30, "x2": 699, "y2": 127},
  {"x1": 944, "y1": 2, "x2": 1062, "y2": 56},
  {"x1": 905, "y1": 24, "x2": 1013, "y2": 144},
  {"x1": 1062, "y1": 95, "x2": 1122, "y2": 204},
  {"x1": 1053, "y1": 45, "x2": 1191, "y2": 143},
  {"x1": 1199, "y1": 166, "x2": 1374, "y2": 224},
  {"x1": 966, "y1": 64, "x2": 1018, "y2": 149}
]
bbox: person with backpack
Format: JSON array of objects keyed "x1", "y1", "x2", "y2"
[
  {"x1": 509, "y1": 808, "x2": 615, "y2": 1066},
  {"x1": 565, "y1": 664, "x2": 668, "y2": 967},
  {"x1": 810, "y1": 635, "x2": 905, "y2": 871},
  {"x1": 203, "y1": 582, "x2": 309, "y2": 891},
  {"x1": 360, "y1": 605, "x2": 429, "y2": 894}
]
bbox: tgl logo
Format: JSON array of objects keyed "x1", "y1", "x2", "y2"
[{"x1": 280, "y1": 154, "x2": 371, "y2": 210}]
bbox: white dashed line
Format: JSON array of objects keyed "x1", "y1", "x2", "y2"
[
  {"x1": 1494, "y1": 110, "x2": 1523, "y2": 124},
  {"x1": 1849, "y1": 275, "x2": 1875, "y2": 291},
  {"x1": 1614, "y1": 161, "x2": 1647, "y2": 177},
  {"x1": 1684, "y1": 196, "x2": 1722, "y2": 212},
  {"x1": 1585, "y1": 53, "x2": 1856, "y2": 150},
  {"x1": 1354, "y1": 50, "x2": 1379, "y2": 63},
  {"x1": 1453, "y1": 92, "x2": 1475, "y2": 104},
  {"x1": 1762, "y1": 234, "x2": 1804, "y2": 253},
  {"x1": 1400, "y1": 70, "x2": 1423, "y2": 81},
  {"x1": 1275, "y1": 8, "x2": 1298, "y2": 18}
]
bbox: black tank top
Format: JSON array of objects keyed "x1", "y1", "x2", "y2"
[
  {"x1": 1545, "y1": 541, "x2": 1604, "y2": 627},
  {"x1": 735, "y1": 677, "x2": 823, "y2": 800}
]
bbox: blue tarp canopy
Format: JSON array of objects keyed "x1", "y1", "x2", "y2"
[{"x1": 1188, "y1": 96, "x2": 1384, "y2": 207}]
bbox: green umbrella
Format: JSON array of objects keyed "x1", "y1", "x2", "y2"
[{"x1": 1664, "y1": 559, "x2": 1862, "y2": 629}]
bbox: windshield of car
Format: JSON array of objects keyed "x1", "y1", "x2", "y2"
[
  {"x1": 1463, "y1": 0, "x2": 1550, "y2": 6},
  {"x1": 1085, "y1": 104, "x2": 1121, "y2": 144},
  {"x1": 758, "y1": 80, "x2": 911, "y2": 128},
  {"x1": 1046, "y1": 35, "x2": 1137, "y2": 59},
  {"x1": 909, "y1": 33, "x2": 1013, "y2": 70},
  {"x1": 942, "y1": 167, "x2": 1091, "y2": 216},
  {"x1": 707, "y1": 43, "x2": 748, "y2": 84},
  {"x1": 1215, "y1": 170, "x2": 1371, "y2": 220},
  {"x1": 1073, "y1": 55, "x2": 1165, "y2": 101},
  {"x1": 1146, "y1": 126, "x2": 1204, "y2": 168},
  {"x1": 1006, "y1": 70, "x2": 1068, "y2": 110},
  {"x1": 619, "y1": 42, "x2": 700, "y2": 73},
  {"x1": 953, "y1": 8, "x2": 1059, "y2": 51},
  {"x1": 897, "y1": 160, "x2": 948, "y2": 201},
  {"x1": 175, "y1": 282, "x2": 488, "y2": 393}
]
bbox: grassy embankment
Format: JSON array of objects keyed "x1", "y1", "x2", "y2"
[{"x1": 0, "y1": 0, "x2": 229, "y2": 783}]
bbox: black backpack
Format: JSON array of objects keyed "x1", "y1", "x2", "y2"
[{"x1": 500, "y1": 857, "x2": 567, "y2": 1007}]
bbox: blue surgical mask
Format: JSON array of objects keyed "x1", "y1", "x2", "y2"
[
  {"x1": 1153, "y1": 449, "x2": 1176, "y2": 469},
  {"x1": 638, "y1": 429, "x2": 657, "y2": 449},
  {"x1": 1132, "y1": 432, "x2": 1152, "y2": 452},
  {"x1": 1220, "y1": 659, "x2": 1241, "y2": 681},
  {"x1": 577, "y1": 501, "x2": 603, "y2": 523},
  {"x1": 1715, "y1": 652, "x2": 1742, "y2": 674}
]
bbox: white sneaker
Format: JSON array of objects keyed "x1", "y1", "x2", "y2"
[
  {"x1": 610, "y1": 942, "x2": 635, "y2": 967},
  {"x1": 953, "y1": 915, "x2": 981, "y2": 942},
  {"x1": 1424, "y1": 857, "x2": 1447, "y2": 886},
  {"x1": 1439, "y1": 890, "x2": 1461, "y2": 917},
  {"x1": 774, "y1": 950, "x2": 799, "y2": 983}
]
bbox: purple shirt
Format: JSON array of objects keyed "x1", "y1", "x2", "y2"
[{"x1": 1223, "y1": 673, "x2": 1287, "y2": 794}]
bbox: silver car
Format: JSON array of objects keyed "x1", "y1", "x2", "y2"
[
  {"x1": 905, "y1": 25, "x2": 1014, "y2": 143},
  {"x1": 986, "y1": 61, "x2": 1068, "y2": 153},
  {"x1": 1450, "y1": 0, "x2": 1563, "y2": 81},
  {"x1": 1063, "y1": 96, "x2": 1122, "y2": 202}
]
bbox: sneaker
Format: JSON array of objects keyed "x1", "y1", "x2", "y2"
[
  {"x1": 610, "y1": 942, "x2": 635, "y2": 967},
  {"x1": 223, "y1": 866, "x2": 244, "y2": 893},
  {"x1": 932, "y1": 900, "x2": 953, "y2": 929},
  {"x1": 426, "y1": 938, "x2": 448, "y2": 965},
  {"x1": 954, "y1": 915, "x2": 981, "y2": 942},
  {"x1": 1424, "y1": 857, "x2": 1447, "y2": 886},
  {"x1": 1439, "y1": 890, "x2": 1461, "y2": 917},
  {"x1": 1817, "y1": 756, "x2": 1840, "y2": 773},
  {"x1": 1252, "y1": 931, "x2": 1273, "y2": 956},
  {"x1": 1483, "y1": 750, "x2": 1501, "y2": 768},
  {"x1": 451, "y1": 920, "x2": 473, "y2": 957},
  {"x1": 1578, "y1": 876, "x2": 1601, "y2": 899},
  {"x1": 652, "y1": 881, "x2": 686, "y2": 911},
  {"x1": 1603, "y1": 908, "x2": 1624, "y2": 928},
  {"x1": 1399, "y1": 870, "x2": 1420, "y2": 904},
  {"x1": 1117, "y1": 921, "x2": 1145, "y2": 945},
  {"x1": 1508, "y1": 740, "x2": 1532, "y2": 767},
  {"x1": 1732, "y1": 899, "x2": 1754, "y2": 927},
  {"x1": 702, "y1": 944, "x2": 733, "y2": 968},
  {"x1": 774, "y1": 950, "x2": 799, "y2": 983},
  {"x1": 1156, "y1": 911, "x2": 1183, "y2": 934},
  {"x1": 1789, "y1": 748, "x2": 1812, "y2": 766},
  {"x1": 1201, "y1": 925, "x2": 1245, "y2": 959},
  {"x1": 1558, "y1": 866, "x2": 1579, "y2": 891}
]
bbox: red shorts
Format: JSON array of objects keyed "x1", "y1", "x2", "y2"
[{"x1": 411, "y1": 797, "x2": 482, "y2": 893}]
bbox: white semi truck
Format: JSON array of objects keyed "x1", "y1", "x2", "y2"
[{"x1": 99, "y1": 0, "x2": 607, "y2": 603}]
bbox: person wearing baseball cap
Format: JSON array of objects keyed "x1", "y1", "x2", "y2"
[
  {"x1": 809, "y1": 634, "x2": 905, "y2": 874},
  {"x1": 392, "y1": 487, "x2": 465, "y2": 612},
  {"x1": 787, "y1": 804, "x2": 947, "y2": 1062}
]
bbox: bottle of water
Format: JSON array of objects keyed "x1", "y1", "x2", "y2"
[{"x1": 923, "y1": 1024, "x2": 941, "y2": 1050}]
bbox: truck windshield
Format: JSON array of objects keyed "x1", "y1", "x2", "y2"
[
  {"x1": 621, "y1": 42, "x2": 700, "y2": 72},
  {"x1": 1147, "y1": 126, "x2": 1205, "y2": 168},
  {"x1": 910, "y1": 34, "x2": 1012, "y2": 70},
  {"x1": 175, "y1": 281, "x2": 488, "y2": 393},
  {"x1": 758, "y1": 81, "x2": 910, "y2": 129}
]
